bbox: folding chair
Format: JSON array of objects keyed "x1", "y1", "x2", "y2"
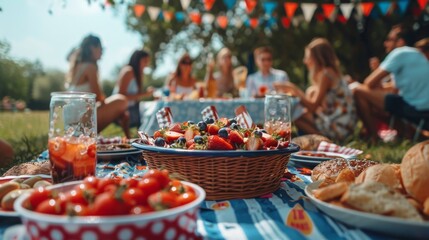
[{"x1": 389, "y1": 112, "x2": 429, "y2": 142}]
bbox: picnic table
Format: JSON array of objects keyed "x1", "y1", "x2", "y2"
[
  {"x1": 1, "y1": 149, "x2": 406, "y2": 239},
  {"x1": 139, "y1": 98, "x2": 303, "y2": 136}
]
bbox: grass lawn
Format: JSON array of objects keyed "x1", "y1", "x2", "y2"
[{"x1": 0, "y1": 110, "x2": 418, "y2": 175}]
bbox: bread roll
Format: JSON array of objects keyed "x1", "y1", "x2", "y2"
[
  {"x1": 340, "y1": 182, "x2": 423, "y2": 221},
  {"x1": 401, "y1": 140, "x2": 429, "y2": 204},
  {"x1": 291, "y1": 134, "x2": 331, "y2": 151},
  {"x1": 312, "y1": 158, "x2": 378, "y2": 182},
  {"x1": 355, "y1": 164, "x2": 403, "y2": 192}
]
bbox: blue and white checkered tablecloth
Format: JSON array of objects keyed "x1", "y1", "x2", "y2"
[
  {"x1": 2, "y1": 153, "x2": 389, "y2": 239},
  {"x1": 139, "y1": 98, "x2": 304, "y2": 136}
]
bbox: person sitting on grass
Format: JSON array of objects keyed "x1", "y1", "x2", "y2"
[
  {"x1": 353, "y1": 38, "x2": 429, "y2": 141},
  {"x1": 66, "y1": 34, "x2": 129, "y2": 138}
]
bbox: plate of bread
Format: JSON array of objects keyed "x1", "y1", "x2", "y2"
[
  {"x1": 304, "y1": 141, "x2": 429, "y2": 239},
  {"x1": 289, "y1": 151, "x2": 355, "y2": 168}
]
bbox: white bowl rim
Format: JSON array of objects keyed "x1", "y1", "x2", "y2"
[{"x1": 14, "y1": 180, "x2": 206, "y2": 224}]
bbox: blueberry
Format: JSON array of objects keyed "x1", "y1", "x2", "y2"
[
  {"x1": 254, "y1": 130, "x2": 263, "y2": 138},
  {"x1": 197, "y1": 121, "x2": 207, "y2": 131},
  {"x1": 204, "y1": 118, "x2": 215, "y2": 124},
  {"x1": 218, "y1": 128, "x2": 229, "y2": 139},
  {"x1": 176, "y1": 136, "x2": 186, "y2": 145},
  {"x1": 261, "y1": 129, "x2": 267, "y2": 133},
  {"x1": 230, "y1": 123, "x2": 239, "y2": 130},
  {"x1": 194, "y1": 135, "x2": 204, "y2": 144},
  {"x1": 154, "y1": 137, "x2": 166, "y2": 147},
  {"x1": 228, "y1": 118, "x2": 237, "y2": 125}
]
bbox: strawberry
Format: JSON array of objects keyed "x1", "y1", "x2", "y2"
[
  {"x1": 263, "y1": 137, "x2": 278, "y2": 149},
  {"x1": 277, "y1": 129, "x2": 291, "y2": 140},
  {"x1": 153, "y1": 130, "x2": 164, "y2": 139},
  {"x1": 169, "y1": 123, "x2": 185, "y2": 134},
  {"x1": 229, "y1": 130, "x2": 244, "y2": 145},
  {"x1": 207, "y1": 124, "x2": 220, "y2": 135},
  {"x1": 184, "y1": 128, "x2": 197, "y2": 142},
  {"x1": 261, "y1": 132, "x2": 273, "y2": 141},
  {"x1": 277, "y1": 141, "x2": 290, "y2": 149},
  {"x1": 164, "y1": 131, "x2": 184, "y2": 144},
  {"x1": 186, "y1": 139, "x2": 194, "y2": 148},
  {"x1": 245, "y1": 136, "x2": 263, "y2": 150},
  {"x1": 207, "y1": 135, "x2": 233, "y2": 150}
]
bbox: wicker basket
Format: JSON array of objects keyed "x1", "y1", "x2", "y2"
[{"x1": 133, "y1": 143, "x2": 299, "y2": 200}]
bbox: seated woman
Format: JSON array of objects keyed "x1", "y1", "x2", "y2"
[
  {"x1": 112, "y1": 49, "x2": 154, "y2": 130},
  {"x1": 276, "y1": 38, "x2": 357, "y2": 141},
  {"x1": 66, "y1": 34, "x2": 129, "y2": 138},
  {"x1": 166, "y1": 53, "x2": 197, "y2": 99},
  {"x1": 204, "y1": 48, "x2": 237, "y2": 98}
]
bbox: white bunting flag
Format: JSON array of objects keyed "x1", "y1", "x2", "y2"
[
  {"x1": 340, "y1": 3, "x2": 354, "y2": 20},
  {"x1": 203, "y1": 13, "x2": 215, "y2": 24},
  {"x1": 148, "y1": 6, "x2": 161, "y2": 21},
  {"x1": 180, "y1": 0, "x2": 191, "y2": 10},
  {"x1": 234, "y1": 16, "x2": 243, "y2": 28},
  {"x1": 301, "y1": 3, "x2": 317, "y2": 22}
]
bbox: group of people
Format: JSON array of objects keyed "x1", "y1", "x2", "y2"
[{"x1": 66, "y1": 26, "x2": 428, "y2": 142}]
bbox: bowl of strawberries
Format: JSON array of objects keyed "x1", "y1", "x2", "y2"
[
  {"x1": 14, "y1": 170, "x2": 205, "y2": 239},
  {"x1": 133, "y1": 117, "x2": 299, "y2": 200}
]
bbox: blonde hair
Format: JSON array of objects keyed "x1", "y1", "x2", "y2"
[{"x1": 306, "y1": 38, "x2": 341, "y2": 81}]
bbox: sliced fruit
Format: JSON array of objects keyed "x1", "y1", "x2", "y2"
[{"x1": 207, "y1": 135, "x2": 233, "y2": 150}]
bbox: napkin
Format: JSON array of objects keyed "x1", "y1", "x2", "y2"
[{"x1": 317, "y1": 141, "x2": 363, "y2": 156}]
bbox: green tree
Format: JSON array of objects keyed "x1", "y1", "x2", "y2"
[{"x1": 31, "y1": 70, "x2": 66, "y2": 110}]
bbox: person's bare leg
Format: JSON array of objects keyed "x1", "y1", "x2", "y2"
[
  {"x1": 354, "y1": 85, "x2": 388, "y2": 140},
  {"x1": 119, "y1": 111, "x2": 131, "y2": 139},
  {"x1": 97, "y1": 94, "x2": 128, "y2": 133}
]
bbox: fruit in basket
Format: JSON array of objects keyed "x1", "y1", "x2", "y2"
[{"x1": 143, "y1": 117, "x2": 290, "y2": 151}]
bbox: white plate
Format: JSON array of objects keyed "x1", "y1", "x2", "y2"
[{"x1": 305, "y1": 181, "x2": 429, "y2": 239}]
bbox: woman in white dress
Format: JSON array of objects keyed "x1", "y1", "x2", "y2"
[{"x1": 166, "y1": 53, "x2": 197, "y2": 99}]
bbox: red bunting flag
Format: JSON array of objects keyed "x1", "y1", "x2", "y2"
[
  {"x1": 337, "y1": 14, "x2": 347, "y2": 24},
  {"x1": 284, "y1": 2, "x2": 298, "y2": 18},
  {"x1": 417, "y1": 0, "x2": 428, "y2": 9},
  {"x1": 189, "y1": 12, "x2": 202, "y2": 25},
  {"x1": 133, "y1": 4, "x2": 145, "y2": 17},
  {"x1": 322, "y1": 4, "x2": 336, "y2": 20},
  {"x1": 281, "y1": 16, "x2": 291, "y2": 28},
  {"x1": 249, "y1": 17, "x2": 259, "y2": 29},
  {"x1": 245, "y1": 0, "x2": 258, "y2": 13},
  {"x1": 204, "y1": 0, "x2": 216, "y2": 11},
  {"x1": 217, "y1": 15, "x2": 228, "y2": 29},
  {"x1": 360, "y1": 2, "x2": 374, "y2": 17},
  {"x1": 163, "y1": 11, "x2": 174, "y2": 22}
]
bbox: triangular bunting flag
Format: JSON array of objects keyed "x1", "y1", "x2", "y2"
[
  {"x1": 204, "y1": 0, "x2": 216, "y2": 11},
  {"x1": 322, "y1": 4, "x2": 336, "y2": 21},
  {"x1": 217, "y1": 15, "x2": 228, "y2": 29},
  {"x1": 175, "y1": 12, "x2": 186, "y2": 22},
  {"x1": 301, "y1": 3, "x2": 317, "y2": 22},
  {"x1": 223, "y1": 0, "x2": 237, "y2": 10},
  {"x1": 248, "y1": 17, "x2": 259, "y2": 29},
  {"x1": 189, "y1": 12, "x2": 202, "y2": 25},
  {"x1": 234, "y1": 17, "x2": 243, "y2": 28},
  {"x1": 245, "y1": 0, "x2": 258, "y2": 13},
  {"x1": 148, "y1": 6, "x2": 161, "y2": 21},
  {"x1": 397, "y1": 0, "x2": 410, "y2": 15},
  {"x1": 360, "y1": 2, "x2": 374, "y2": 17},
  {"x1": 284, "y1": 2, "x2": 298, "y2": 18},
  {"x1": 180, "y1": 0, "x2": 191, "y2": 10},
  {"x1": 281, "y1": 16, "x2": 291, "y2": 28},
  {"x1": 265, "y1": 17, "x2": 277, "y2": 28},
  {"x1": 163, "y1": 10, "x2": 174, "y2": 22},
  {"x1": 340, "y1": 3, "x2": 354, "y2": 20},
  {"x1": 263, "y1": 1, "x2": 277, "y2": 16},
  {"x1": 417, "y1": 0, "x2": 428, "y2": 9},
  {"x1": 133, "y1": 4, "x2": 145, "y2": 18},
  {"x1": 203, "y1": 13, "x2": 215, "y2": 24},
  {"x1": 378, "y1": 1, "x2": 392, "y2": 16},
  {"x1": 337, "y1": 14, "x2": 347, "y2": 24}
]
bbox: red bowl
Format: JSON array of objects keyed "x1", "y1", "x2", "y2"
[{"x1": 14, "y1": 180, "x2": 205, "y2": 239}]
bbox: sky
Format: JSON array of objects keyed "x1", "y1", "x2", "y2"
[{"x1": 0, "y1": 0, "x2": 148, "y2": 80}]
